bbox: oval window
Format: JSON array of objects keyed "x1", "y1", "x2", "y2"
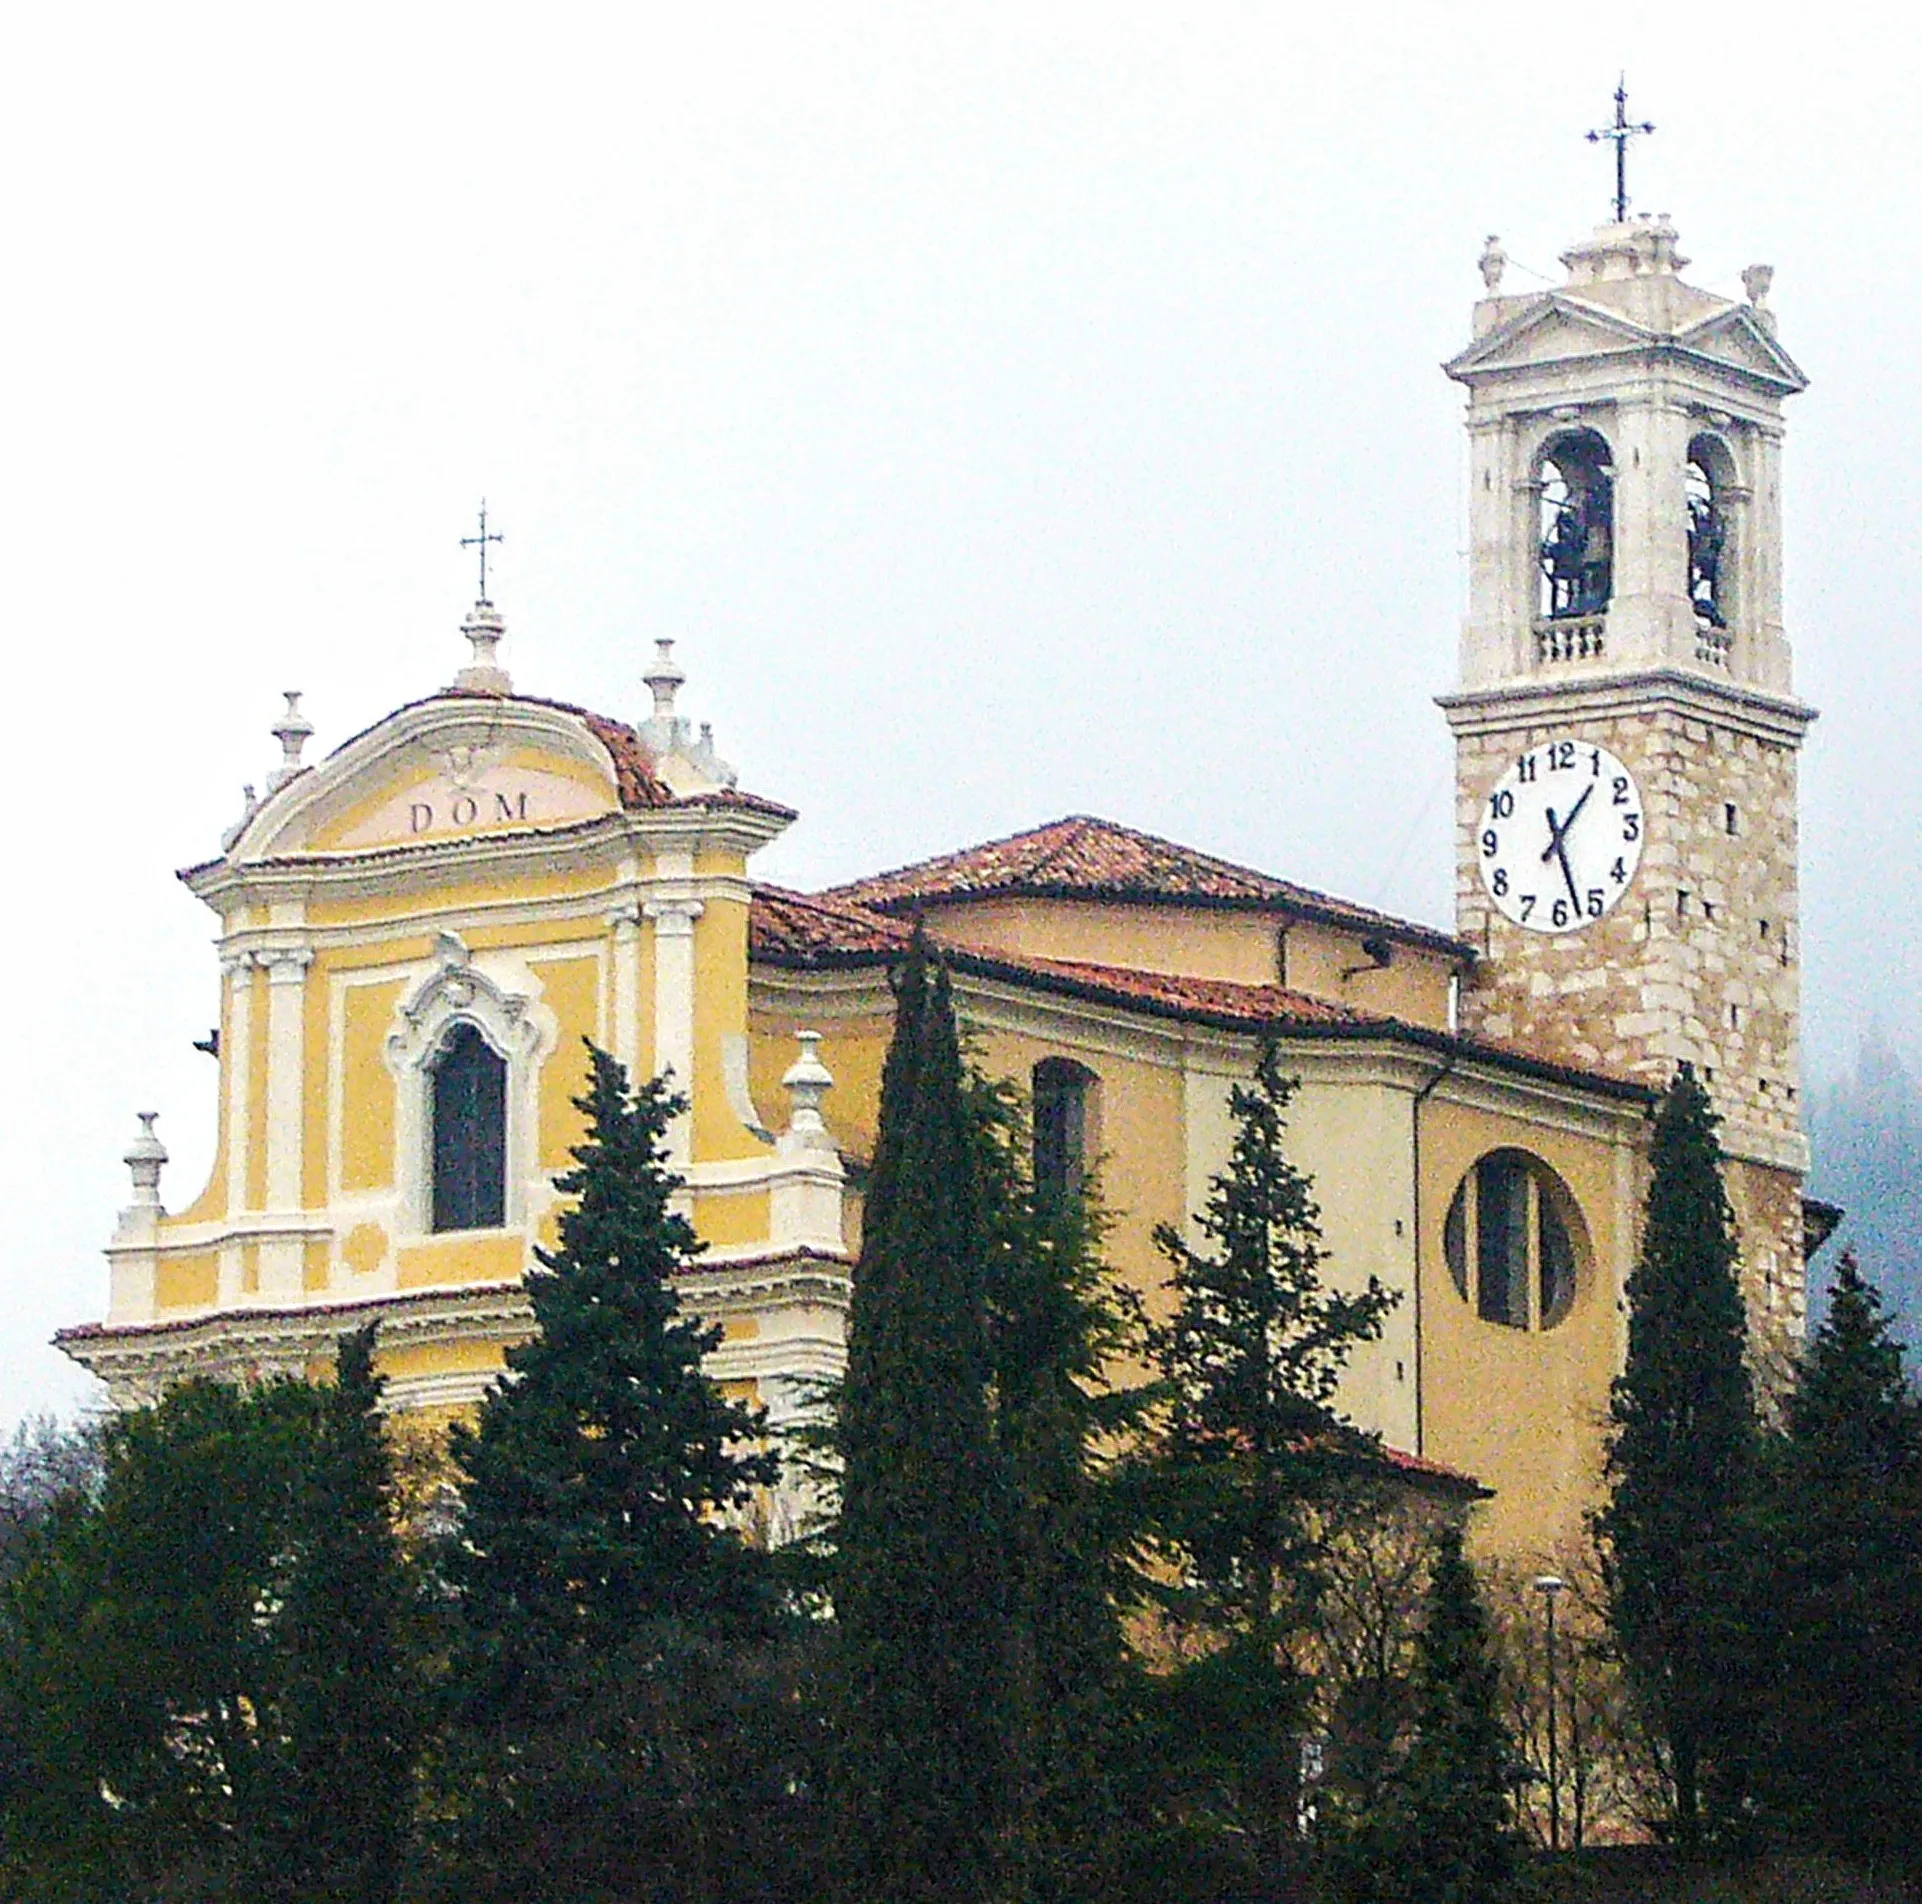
[{"x1": 1443, "y1": 1149, "x2": 1583, "y2": 1332}]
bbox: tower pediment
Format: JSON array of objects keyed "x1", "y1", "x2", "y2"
[{"x1": 1449, "y1": 293, "x2": 1806, "y2": 399}]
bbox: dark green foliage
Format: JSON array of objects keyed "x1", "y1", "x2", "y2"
[
  {"x1": 1741, "y1": 1251, "x2": 1922, "y2": 1863},
  {"x1": 429, "y1": 1041, "x2": 789, "y2": 1897},
  {"x1": 830, "y1": 930, "x2": 1010, "y2": 1901},
  {"x1": 974, "y1": 1072, "x2": 1152, "y2": 1902},
  {"x1": 1320, "y1": 1522, "x2": 1524, "y2": 1904},
  {"x1": 0, "y1": 1337, "x2": 419, "y2": 1902},
  {"x1": 273, "y1": 1325, "x2": 421, "y2": 1903},
  {"x1": 1144, "y1": 1037, "x2": 1398, "y2": 1886},
  {"x1": 1598, "y1": 1065, "x2": 1753, "y2": 1846}
]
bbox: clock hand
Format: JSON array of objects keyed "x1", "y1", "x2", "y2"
[
  {"x1": 1540, "y1": 805, "x2": 1583, "y2": 909},
  {"x1": 1552, "y1": 834, "x2": 1582, "y2": 909},
  {"x1": 1540, "y1": 782, "x2": 1596, "y2": 864}
]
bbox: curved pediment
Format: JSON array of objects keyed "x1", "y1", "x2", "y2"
[{"x1": 229, "y1": 695, "x2": 635, "y2": 863}]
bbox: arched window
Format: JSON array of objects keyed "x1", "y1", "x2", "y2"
[
  {"x1": 1537, "y1": 429, "x2": 1614, "y2": 621},
  {"x1": 1033, "y1": 1058, "x2": 1097, "y2": 1204},
  {"x1": 1444, "y1": 1149, "x2": 1581, "y2": 1332},
  {"x1": 1686, "y1": 433, "x2": 1734, "y2": 633},
  {"x1": 430, "y1": 1022, "x2": 507, "y2": 1232}
]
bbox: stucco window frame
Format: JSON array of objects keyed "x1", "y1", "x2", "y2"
[{"x1": 386, "y1": 934, "x2": 552, "y2": 1242}]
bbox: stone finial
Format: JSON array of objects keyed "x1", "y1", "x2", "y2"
[
  {"x1": 1742, "y1": 263, "x2": 1774, "y2": 310},
  {"x1": 780, "y1": 1031, "x2": 835, "y2": 1153},
  {"x1": 1478, "y1": 234, "x2": 1507, "y2": 293},
  {"x1": 123, "y1": 1112, "x2": 167, "y2": 1208},
  {"x1": 644, "y1": 638, "x2": 685, "y2": 726},
  {"x1": 267, "y1": 691, "x2": 314, "y2": 792},
  {"x1": 455, "y1": 600, "x2": 512, "y2": 694},
  {"x1": 637, "y1": 638, "x2": 739, "y2": 791}
]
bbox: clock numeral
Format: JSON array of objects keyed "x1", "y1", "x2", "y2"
[
  {"x1": 1586, "y1": 889, "x2": 1604, "y2": 918},
  {"x1": 1551, "y1": 898, "x2": 1570, "y2": 927},
  {"x1": 1611, "y1": 857, "x2": 1627, "y2": 884},
  {"x1": 1549, "y1": 741, "x2": 1576, "y2": 772},
  {"x1": 1622, "y1": 814, "x2": 1641, "y2": 842},
  {"x1": 1490, "y1": 790, "x2": 1515, "y2": 819},
  {"x1": 1492, "y1": 868, "x2": 1509, "y2": 897},
  {"x1": 1517, "y1": 755, "x2": 1538, "y2": 784},
  {"x1": 1612, "y1": 775, "x2": 1630, "y2": 806},
  {"x1": 1589, "y1": 748, "x2": 1602, "y2": 776},
  {"x1": 1519, "y1": 894, "x2": 1536, "y2": 921},
  {"x1": 1481, "y1": 830, "x2": 1499, "y2": 858}
]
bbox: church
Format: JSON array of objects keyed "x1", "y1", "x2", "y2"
[{"x1": 59, "y1": 207, "x2": 1821, "y2": 1563}]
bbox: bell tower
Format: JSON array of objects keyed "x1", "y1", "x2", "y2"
[{"x1": 1438, "y1": 213, "x2": 1816, "y2": 1358}]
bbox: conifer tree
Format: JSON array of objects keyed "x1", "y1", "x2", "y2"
[
  {"x1": 270, "y1": 1324, "x2": 420, "y2": 1904},
  {"x1": 1145, "y1": 1037, "x2": 1397, "y2": 1882},
  {"x1": 973, "y1": 1073, "x2": 1148, "y2": 1902},
  {"x1": 431, "y1": 1042, "x2": 784, "y2": 1900},
  {"x1": 445, "y1": 1042, "x2": 776, "y2": 1714},
  {"x1": 1598, "y1": 1063, "x2": 1753, "y2": 1846},
  {"x1": 1321, "y1": 1522, "x2": 1524, "y2": 1904},
  {"x1": 831, "y1": 930, "x2": 1009, "y2": 1903},
  {"x1": 1745, "y1": 1250, "x2": 1922, "y2": 1861}
]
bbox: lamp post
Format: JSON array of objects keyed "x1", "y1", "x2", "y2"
[{"x1": 1534, "y1": 1574, "x2": 1566, "y2": 1853}]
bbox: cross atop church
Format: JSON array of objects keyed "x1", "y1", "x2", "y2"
[
  {"x1": 1587, "y1": 77, "x2": 1654, "y2": 224},
  {"x1": 461, "y1": 500, "x2": 504, "y2": 604}
]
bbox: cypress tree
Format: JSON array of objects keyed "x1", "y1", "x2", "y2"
[
  {"x1": 831, "y1": 929, "x2": 1009, "y2": 1902},
  {"x1": 1747, "y1": 1250, "x2": 1922, "y2": 1861},
  {"x1": 1598, "y1": 1063, "x2": 1754, "y2": 1846},
  {"x1": 1145, "y1": 1036, "x2": 1397, "y2": 1884}
]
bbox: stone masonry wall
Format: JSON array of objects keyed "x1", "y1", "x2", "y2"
[{"x1": 1454, "y1": 700, "x2": 1806, "y2": 1351}]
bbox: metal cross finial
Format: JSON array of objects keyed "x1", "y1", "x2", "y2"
[
  {"x1": 461, "y1": 500, "x2": 504, "y2": 603},
  {"x1": 1587, "y1": 76, "x2": 1654, "y2": 224}
]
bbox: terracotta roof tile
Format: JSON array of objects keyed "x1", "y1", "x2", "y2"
[
  {"x1": 823, "y1": 814, "x2": 1468, "y2": 955},
  {"x1": 751, "y1": 885, "x2": 915, "y2": 964}
]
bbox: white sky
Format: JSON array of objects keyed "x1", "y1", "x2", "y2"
[{"x1": 5, "y1": 2, "x2": 1918, "y2": 1425}]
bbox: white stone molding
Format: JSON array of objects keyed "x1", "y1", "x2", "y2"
[
  {"x1": 768, "y1": 1031, "x2": 846, "y2": 1253},
  {"x1": 644, "y1": 896, "x2": 704, "y2": 1161},
  {"x1": 386, "y1": 936, "x2": 553, "y2": 1238},
  {"x1": 255, "y1": 947, "x2": 315, "y2": 1286},
  {"x1": 723, "y1": 1032, "x2": 773, "y2": 1143}
]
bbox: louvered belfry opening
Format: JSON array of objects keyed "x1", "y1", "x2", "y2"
[{"x1": 431, "y1": 1022, "x2": 507, "y2": 1232}]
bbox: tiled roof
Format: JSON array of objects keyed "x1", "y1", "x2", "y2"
[
  {"x1": 751, "y1": 885, "x2": 915, "y2": 964},
  {"x1": 823, "y1": 815, "x2": 1469, "y2": 955},
  {"x1": 748, "y1": 888, "x2": 1651, "y2": 1104}
]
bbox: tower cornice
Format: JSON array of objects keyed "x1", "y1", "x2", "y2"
[{"x1": 1439, "y1": 666, "x2": 1817, "y2": 749}]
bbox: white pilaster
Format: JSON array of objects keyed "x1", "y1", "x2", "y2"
[
  {"x1": 644, "y1": 897, "x2": 704, "y2": 1161},
  {"x1": 257, "y1": 947, "x2": 314, "y2": 1300},
  {"x1": 607, "y1": 900, "x2": 644, "y2": 1082}
]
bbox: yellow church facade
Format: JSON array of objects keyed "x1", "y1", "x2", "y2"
[{"x1": 61, "y1": 210, "x2": 1820, "y2": 1566}]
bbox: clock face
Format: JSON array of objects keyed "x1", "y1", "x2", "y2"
[{"x1": 1477, "y1": 739, "x2": 1644, "y2": 934}]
